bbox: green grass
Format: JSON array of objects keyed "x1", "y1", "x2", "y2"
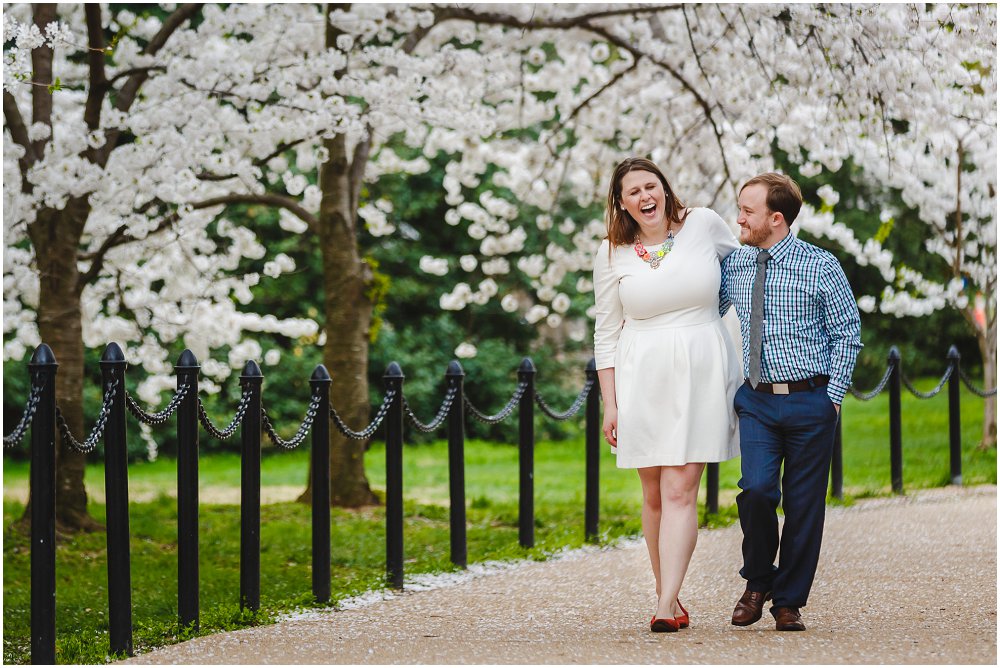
[
  {"x1": 3, "y1": 381, "x2": 994, "y2": 664},
  {"x1": 3, "y1": 439, "x2": 645, "y2": 665}
]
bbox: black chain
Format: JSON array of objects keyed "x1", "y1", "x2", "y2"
[
  {"x1": 3, "y1": 376, "x2": 45, "y2": 449},
  {"x1": 261, "y1": 394, "x2": 321, "y2": 450},
  {"x1": 126, "y1": 383, "x2": 191, "y2": 425},
  {"x1": 330, "y1": 389, "x2": 396, "y2": 440},
  {"x1": 198, "y1": 389, "x2": 252, "y2": 440},
  {"x1": 534, "y1": 377, "x2": 595, "y2": 421},
  {"x1": 958, "y1": 367, "x2": 998, "y2": 397},
  {"x1": 847, "y1": 365, "x2": 893, "y2": 401},
  {"x1": 56, "y1": 377, "x2": 120, "y2": 454},
  {"x1": 403, "y1": 386, "x2": 458, "y2": 433},
  {"x1": 901, "y1": 367, "x2": 953, "y2": 399},
  {"x1": 465, "y1": 381, "x2": 528, "y2": 424}
]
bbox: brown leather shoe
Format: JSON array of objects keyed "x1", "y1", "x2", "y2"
[
  {"x1": 731, "y1": 587, "x2": 772, "y2": 626},
  {"x1": 771, "y1": 606, "x2": 806, "y2": 631}
]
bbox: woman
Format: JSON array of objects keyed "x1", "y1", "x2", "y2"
[{"x1": 592, "y1": 157, "x2": 741, "y2": 632}]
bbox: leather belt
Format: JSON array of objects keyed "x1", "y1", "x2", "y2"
[{"x1": 746, "y1": 375, "x2": 829, "y2": 395}]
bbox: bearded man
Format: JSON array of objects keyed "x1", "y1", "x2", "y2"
[{"x1": 720, "y1": 172, "x2": 862, "y2": 631}]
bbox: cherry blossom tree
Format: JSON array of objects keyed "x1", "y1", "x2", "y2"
[
  {"x1": 414, "y1": 3, "x2": 996, "y2": 445},
  {"x1": 3, "y1": 3, "x2": 502, "y2": 520},
  {"x1": 5, "y1": 3, "x2": 995, "y2": 530},
  {"x1": 3, "y1": 3, "x2": 312, "y2": 529}
]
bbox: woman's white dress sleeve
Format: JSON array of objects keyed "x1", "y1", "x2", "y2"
[
  {"x1": 592, "y1": 239, "x2": 622, "y2": 370},
  {"x1": 705, "y1": 208, "x2": 739, "y2": 260}
]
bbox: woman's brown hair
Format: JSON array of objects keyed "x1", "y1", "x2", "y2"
[{"x1": 605, "y1": 157, "x2": 686, "y2": 249}]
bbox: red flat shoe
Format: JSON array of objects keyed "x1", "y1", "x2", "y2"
[
  {"x1": 676, "y1": 600, "x2": 689, "y2": 628},
  {"x1": 650, "y1": 616, "x2": 681, "y2": 633}
]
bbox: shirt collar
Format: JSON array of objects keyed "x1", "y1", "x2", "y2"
[{"x1": 762, "y1": 230, "x2": 796, "y2": 263}]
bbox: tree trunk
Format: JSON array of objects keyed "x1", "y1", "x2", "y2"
[
  {"x1": 21, "y1": 201, "x2": 102, "y2": 532},
  {"x1": 318, "y1": 217, "x2": 379, "y2": 507},
  {"x1": 295, "y1": 2, "x2": 379, "y2": 508},
  {"x1": 295, "y1": 127, "x2": 379, "y2": 507},
  {"x1": 976, "y1": 319, "x2": 997, "y2": 450}
]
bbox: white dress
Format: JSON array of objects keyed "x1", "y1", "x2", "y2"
[{"x1": 592, "y1": 207, "x2": 741, "y2": 468}]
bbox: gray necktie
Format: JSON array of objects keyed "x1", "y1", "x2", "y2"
[{"x1": 748, "y1": 249, "x2": 771, "y2": 388}]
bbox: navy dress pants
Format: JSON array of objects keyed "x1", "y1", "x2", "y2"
[{"x1": 734, "y1": 382, "x2": 839, "y2": 609}]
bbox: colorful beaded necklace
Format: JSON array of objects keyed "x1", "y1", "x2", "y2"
[{"x1": 633, "y1": 232, "x2": 675, "y2": 269}]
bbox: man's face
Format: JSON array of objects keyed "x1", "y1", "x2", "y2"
[{"x1": 737, "y1": 184, "x2": 779, "y2": 247}]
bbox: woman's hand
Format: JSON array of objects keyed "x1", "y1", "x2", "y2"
[
  {"x1": 602, "y1": 406, "x2": 618, "y2": 448},
  {"x1": 597, "y1": 367, "x2": 618, "y2": 448}
]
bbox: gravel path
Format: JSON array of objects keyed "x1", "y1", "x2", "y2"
[{"x1": 125, "y1": 485, "x2": 997, "y2": 665}]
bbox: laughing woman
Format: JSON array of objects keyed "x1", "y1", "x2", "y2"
[{"x1": 592, "y1": 157, "x2": 741, "y2": 632}]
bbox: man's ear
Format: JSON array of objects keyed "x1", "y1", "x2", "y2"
[{"x1": 772, "y1": 211, "x2": 786, "y2": 227}]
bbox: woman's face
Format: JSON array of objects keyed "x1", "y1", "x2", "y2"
[{"x1": 619, "y1": 170, "x2": 667, "y2": 232}]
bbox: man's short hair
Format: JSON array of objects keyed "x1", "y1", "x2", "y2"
[{"x1": 740, "y1": 173, "x2": 803, "y2": 225}]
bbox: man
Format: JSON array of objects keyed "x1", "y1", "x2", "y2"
[{"x1": 720, "y1": 173, "x2": 862, "y2": 632}]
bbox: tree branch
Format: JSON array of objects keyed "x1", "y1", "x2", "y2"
[
  {"x1": 78, "y1": 192, "x2": 317, "y2": 286},
  {"x1": 83, "y1": 3, "x2": 108, "y2": 132},
  {"x1": 3, "y1": 90, "x2": 37, "y2": 183},
  {"x1": 77, "y1": 223, "x2": 129, "y2": 287},
  {"x1": 99, "y1": 3, "x2": 203, "y2": 166},
  {"x1": 196, "y1": 136, "x2": 318, "y2": 181},
  {"x1": 30, "y1": 4, "x2": 57, "y2": 160},
  {"x1": 190, "y1": 193, "x2": 319, "y2": 230},
  {"x1": 107, "y1": 65, "x2": 166, "y2": 87},
  {"x1": 429, "y1": 5, "x2": 732, "y2": 197},
  {"x1": 642, "y1": 15, "x2": 733, "y2": 196},
  {"x1": 432, "y1": 5, "x2": 682, "y2": 30},
  {"x1": 953, "y1": 140, "x2": 964, "y2": 276},
  {"x1": 349, "y1": 124, "x2": 373, "y2": 217},
  {"x1": 78, "y1": 196, "x2": 172, "y2": 286},
  {"x1": 682, "y1": 7, "x2": 716, "y2": 102},
  {"x1": 543, "y1": 57, "x2": 639, "y2": 156}
]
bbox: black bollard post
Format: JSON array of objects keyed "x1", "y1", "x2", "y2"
[
  {"x1": 584, "y1": 359, "x2": 600, "y2": 541},
  {"x1": 446, "y1": 361, "x2": 467, "y2": 568},
  {"x1": 311, "y1": 365, "x2": 332, "y2": 603},
  {"x1": 518, "y1": 358, "x2": 536, "y2": 549},
  {"x1": 888, "y1": 347, "x2": 903, "y2": 494},
  {"x1": 240, "y1": 361, "x2": 263, "y2": 611},
  {"x1": 29, "y1": 344, "x2": 57, "y2": 666},
  {"x1": 101, "y1": 343, "x2": 133, "y2": 657},
  {"x1": 384, "y1": 362, "x2": 405, "y2": 589},
  {"x1": 831, "y1": 411, "x2": 844, "y2": 500},
  {"x1": 947, "y1": 346, "x2": 962, "y2": 486},
  {"x1": 176, "y1": 350, "x2": 200, "y2": 629},
  {"x1": 706, "y1": 463, "x2": 719, "y2": 516}
]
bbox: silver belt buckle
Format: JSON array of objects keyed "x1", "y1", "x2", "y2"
[{"x1": 772, "y1": 383, "x2": 790, "y2": 395}]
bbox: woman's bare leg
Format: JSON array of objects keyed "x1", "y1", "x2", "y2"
[
  {"x1": 637, "y1": 466, "x2": 664, "y2": 600},
  {"x1": 654, "y1": 462, "x2": 705, "y2": 619}
]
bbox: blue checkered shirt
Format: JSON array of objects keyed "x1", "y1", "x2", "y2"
[{"x1": 719, "y1": 233, "x2": 862, "y2": 404}]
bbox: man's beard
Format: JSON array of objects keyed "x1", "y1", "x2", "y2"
[{"x1": 740, "y1": 224, "x2": 770, "y2": 247}]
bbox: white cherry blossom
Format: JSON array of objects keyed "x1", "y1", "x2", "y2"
[{"x1": 3, "y1": 3, "x2": 995, "y2": 415}]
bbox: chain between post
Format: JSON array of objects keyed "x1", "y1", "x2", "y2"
[
  {"x1": 126, "y1": 383, "x2": 191, "y2": 425},
  {"x1": 534, "y1": 377, "x2": 595, "y2": 421},
  {"x1": 901, "y1": 367, "x2": 953, "y2": 399},
  {"x1": 198, "y1": 389, "x2": 252, "y2": 440},
  {"x1": 330, "y1": 389, "x2": 396, "y2": 440},
  {"x1": 56, "y1": 377, "x2": 120, "y2": 454},
  {"x1": 464, "y1": 381, "x2": 529, "y2": 424},
  {"x1": 958, "y1": 367, "x2": 998, "y2": 397},
  {"x1": 261, "y1": 394, "x2": 321, "y2": 449},
  {"x1": 847, "y1": 365, "x2": 894, "y2": 401},
  {"x1": 403, "y1": 386, "x2": 458, "y2": 433},
  {"x1": 3, "y1": 375, "x2": 45, "y2": 449}
]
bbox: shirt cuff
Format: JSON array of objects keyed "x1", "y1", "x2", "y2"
[{"x1": 827, "y1": 378, "x2": 849, "y2": 405}]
